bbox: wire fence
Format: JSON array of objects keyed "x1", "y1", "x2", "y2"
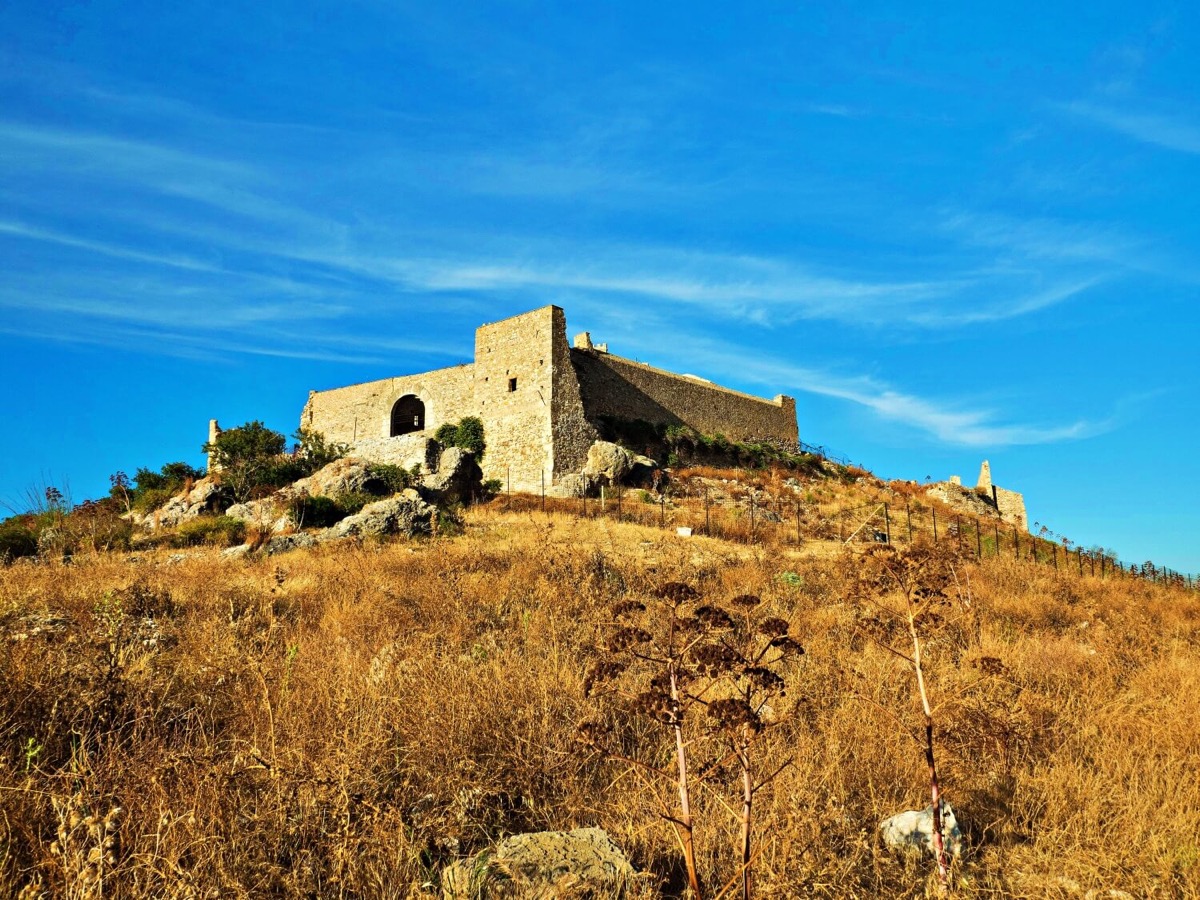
[{"x1": 493, "y1": 480, "x2": 1197, "y2": 592}]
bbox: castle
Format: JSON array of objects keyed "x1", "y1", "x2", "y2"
[
  {"x1": 297, "y1": 306, "x2": 798, "y2": 492},
  {"x1": 929, "y1": 460, "x2": 1029, "y2": 532}
]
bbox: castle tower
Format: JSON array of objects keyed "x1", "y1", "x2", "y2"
[
  {"x1": 977, "y1": 460, "x2": 992, "y2": 491},
  {"x1": 472, "y1": 307, "x2": 587, "y2": 492},
  {"x1": 206, "y1": 419, "x2": 222, "y2": 472}
]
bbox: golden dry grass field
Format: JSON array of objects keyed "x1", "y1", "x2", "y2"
[{"x1": 2, "y1": 502, "x2": 1198, "y2": 898}]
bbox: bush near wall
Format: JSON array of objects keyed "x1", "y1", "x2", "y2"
[
  {"x1": 596, "y1": 415, "x2": 826, "y2": 476},
  {"x1": 434, "y1": 416, "x2": 486, "y2": 458}
]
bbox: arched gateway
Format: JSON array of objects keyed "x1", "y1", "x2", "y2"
[{"x1": 390, "y1": 395, "x2": 425, "y2": 436}]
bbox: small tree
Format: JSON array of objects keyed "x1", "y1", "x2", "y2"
[
  {"x1": 292, "y1": 427, "x2": 350, "y2": 474},
  {"x1": 203, "y1": 421, "x2": 287, "y2": 502}
]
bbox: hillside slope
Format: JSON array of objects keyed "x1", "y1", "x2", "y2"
[{"x1": 1, "y1": 486, "x2": 1198, "y2": 898}]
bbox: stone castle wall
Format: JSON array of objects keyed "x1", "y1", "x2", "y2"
[
  {"x1": 995, "y1": 487, "x2": 1028, "y2": 532},
  {"x1": 299, "y1": 305, "x2": 798, "y2": 493},
  {"x1": 301, "y1": 364, "x2": 476, "y2": 446},
  {"x1": 471, "y1": 307, "x2": 560, "y2": 492},
  {"x1": 570, "y1": 350, "x2": 798, "y2": 444}
]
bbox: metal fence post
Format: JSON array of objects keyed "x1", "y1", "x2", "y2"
[
  {"x1": 660, "y1": 493, "x2": 665, "y2": 527},
  {"x1": 975, "y1": 519, "x2": 982, "y2": 558},
  {"x1": 541, "y1": 470, "x2": 545, "y2": 513},
  {"x1": 906, "y1": 502, "x2": 913, "y2": 544},
  {"x1": 796, "y1": 501, "x2": 801, "y2": 544},
  {"x1": 884, "y1": 504, "x2": 892, "y2": 544},
  {"x1": 932, "y1": 508, "x2": 938, "y2": 543},
  {"x1": 705, "y1": 488, "x2": 710, "y2": 534}
]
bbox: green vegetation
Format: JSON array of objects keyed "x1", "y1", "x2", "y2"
[
  {"x1": 596, "y1": 415, "x2": 826, "y2": 475},
  {"x1": 434, "y1": 416, "x2": 486, "y2": 458},
  {"x1": 174, "y1": 515, "x2": 245, "y2": 548},
  {"x1": 111, "y1": 461, "x2": 206, "y2": 513},
  {"x1": 0, "y1": 516, "x2": 38, "y2": 560},
  {"x1": 366, "y1": 462, "x2": 422, "y2": 494},
  {"x1": 202, "y1": 422, "x2": 349, "y2": 502}
]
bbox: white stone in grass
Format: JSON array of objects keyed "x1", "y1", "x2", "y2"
[{"x1": 879, "y1": 801, "x2": 964, "y2": 858}]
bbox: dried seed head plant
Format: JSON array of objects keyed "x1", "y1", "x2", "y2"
[{"x1": 579, "y1": 581, "x2": 804, "y2": 900}]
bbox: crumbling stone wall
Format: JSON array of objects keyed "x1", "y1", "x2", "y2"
[
  {"x1": 571, "y1": 350, "x2": 798, "y2": 444},
  {"x1": 297, "y1": 305, "x2": 798, "y2": 493},
  {"x1": 930, "y1": 459, "x2": 1029, "y2": 532}
]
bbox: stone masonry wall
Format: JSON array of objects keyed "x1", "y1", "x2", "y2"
[
  {"x1": 995, "y1": 487, "x2": 1028, "y2": 533},
  {"x1": 299, "y1": 305, "x2": 799, "y2": 494},
  {"x1": 571, "y1": 350, "x2": 798, "y2": 444},
  {"x1": 301, "y1": 364, "x2": 477, "y2": 446},
  {"x1": 471, "y1": 307, "x2": 559, "y2": 492}
]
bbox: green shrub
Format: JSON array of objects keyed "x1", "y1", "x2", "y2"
[
  {"x1": 288, "y1": 495, "x2": 345, "y2": 529},
  {"x1": 0, "y1": 519, "x2": 38, "y2": 561},
  {"x1": 435, "y1": 417, "x2": 486, "y2": 458},
  {"x1": 367, "y1": 463, "x2": 418, "y2": 494},
  {"x1": 132, "y1": 486, "x2": 176, "y2": 514},
  {"x1": 292, "y1": 427, "x2": 350, "y2": 474},
  {"x1": 174, "y1": 516, "x2": 245, "y2": 548},
  {"x1": 335, "y1": 492, "x2": 374, "y2": 515}
]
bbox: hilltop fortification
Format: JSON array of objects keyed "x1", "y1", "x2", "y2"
[{"x1": 299, "y1": 306, "x2": 798, "y2": 492}]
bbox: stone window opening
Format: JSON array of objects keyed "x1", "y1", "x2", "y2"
[
  {"x1": 390, "y1": 395, "x2": 425, "y2": 436},
  {"x1": 508, "y1": 377, "x2": 518, "y2": 392}
]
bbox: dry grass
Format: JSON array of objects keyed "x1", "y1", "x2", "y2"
[{"x1": 1, "y1": 504, "x2": 1198, "y2": 898}]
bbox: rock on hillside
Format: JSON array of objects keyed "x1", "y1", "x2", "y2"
[{"x1": 441, "y1": 827, "x2": 634, "y2": 899}]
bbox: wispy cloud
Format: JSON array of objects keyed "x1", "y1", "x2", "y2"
[
  {"x1": 1059, "y1": 101, "x2": 1200, "y2": 155},
  {"x1": 622, "y1": 331, "x2": 1110, "y2": 448}
]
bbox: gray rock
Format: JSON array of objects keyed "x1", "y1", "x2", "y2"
[
  {"x1": 879, "y1": 801, "x2": 964, "y2": 859},
  {"x1": 224, "y1": 498, "x2": 292, "y2": 533},
  {"x1": 142, "y1": 477, "x2": 231, "y2": 529},
  {"x1": 292, "y1": 457, "x2": 391, "y2": 498},
  {"x1": 582, "y1": 441, "x2": 635, "y2": 485},
  {"x1": 422, "y1": 448, "x2": 483, "y2": 501},
  {"x1": 441, "y1": 827, "x2": 634, "y2": 899},
  {"x1": 263, "y1": 533, "x2": 317, "y2": 555},
  {"x1": 550, "y1": 473, "x2": 594, "y2": 498},
  {"x1": 221, "y1": 544, "x2": 252, "y2": 559},
  {"x1": 320, "y1": 496, "x2": 436, "y2": 540}
]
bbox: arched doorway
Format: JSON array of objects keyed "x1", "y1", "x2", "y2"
[{"x1": 390, "y1": 395, "x2": 425, "y2": 436}]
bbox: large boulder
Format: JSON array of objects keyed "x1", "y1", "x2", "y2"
[
  {"x1": 582, "y1": 441, "x2": 635, "y2": 485},
  {"x1": 441, "y1": 827, "x2": 635, "y2": 900},
  {"x1": 879, "y1": 802, "x2": 964, "y2": 859},
  {"x1": 292, "y1": 457, "x2": 389, "y2": 498},
  {"x1": 319, "y1": 493, "x2": 436, "y2": 540},
  {"x1": 422, "y1": 448, "x2": 483, "y2": 502},
  {"x1": 224, "y1": 497, "x2": 293, "y2": 533},
  {"x1": 145, "y1": 477, "x2": 232, "y2": 529},
  {"x1": 549, "y1": 473, "x2": 594, "y2": 499}
]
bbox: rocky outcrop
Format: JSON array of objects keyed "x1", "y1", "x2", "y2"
[
  {"x1": 441, "y1": 827, "x2": 634, "y2": 900},
  {"x1": 421, "y1": 448, "x2": 483, "y2": 502},
  {"x1": 142, "y1": 478, "x2": 231, "y2": 529},
  {"x1": 319, "y1": 493, "x2": 436, "y2": 541},
  {"x1": 292, "y1": 458, "x2": 389, "y2": 498},
  {"x1": 578, "y1": 441, "x2": 663, "y2": 492},
  {"x1": 583, "y1": 441, "x2": 635, "y2": 485}
]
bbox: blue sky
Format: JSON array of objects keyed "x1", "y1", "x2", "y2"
[{"x1": 1, "y1": 2, "x2": 1197, "y2": 573}]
